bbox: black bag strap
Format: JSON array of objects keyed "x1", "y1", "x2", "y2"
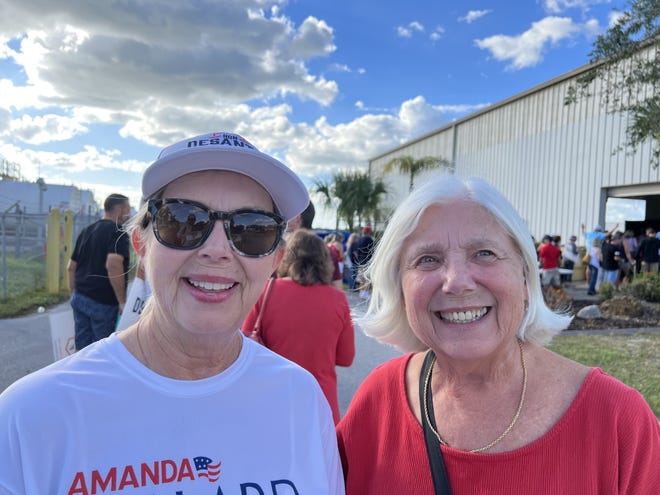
[{"x1": 419, "y1": 350, "x2": 452, "y2": 495}]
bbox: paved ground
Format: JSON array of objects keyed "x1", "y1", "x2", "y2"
[
  {"x1": 0, "y1": 302, "x2": 69, "y2": 393},
  {"x1": 0, "y1": 292, "x2": 401, "y2": 417}
]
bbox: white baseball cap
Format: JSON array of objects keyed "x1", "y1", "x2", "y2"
[{"x1": 142, "y1": 132, "x2": 309, "y2": 220}]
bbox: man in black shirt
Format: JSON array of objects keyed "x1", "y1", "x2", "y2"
[
  {"x1": 349, "y1": 226, "x2": 375, "y2": 296},
  {"x1": 637, "y1": 227, "x2": 660, "y2": 274},
  {"x1": 67, "y1": 194, "x2": 131, "y2": 350},
  {"x1": 600, "y1": 233, "x2": 625, "y2": 285}
]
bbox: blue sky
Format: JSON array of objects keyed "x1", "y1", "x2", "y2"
[{"x1": 0, "y1": 0, "x2": 630, "y2": 227}]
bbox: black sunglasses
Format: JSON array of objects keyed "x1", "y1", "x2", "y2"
[{"x1": 147, "y1": 199, "x2": 286, "y2": 257}]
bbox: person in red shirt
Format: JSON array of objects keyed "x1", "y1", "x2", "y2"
[
  {"x1": 325, "y1": 233, "x2": 345, "y2": 290},
  {"x1": 243, "y1": 230, "x2": 355, "y2": 423},
  {"x1": 537, "y1": 235, "x2": 562, "y2": 288}
]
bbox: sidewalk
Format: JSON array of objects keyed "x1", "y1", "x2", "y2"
[{"x1": 561, "y1": 279, "x2": 598, "y2": 303}]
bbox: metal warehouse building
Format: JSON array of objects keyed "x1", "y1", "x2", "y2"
[{"x1": 369, "y1": 50, "x2": 660, "y2": 246}]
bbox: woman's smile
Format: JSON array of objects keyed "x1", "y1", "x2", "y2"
[
  {"x1": 436, "y1": 306, "x2": 490, "y2": 324},
  {"x1": 186, "y1": 277, "x2": 238, "y2": 292}
]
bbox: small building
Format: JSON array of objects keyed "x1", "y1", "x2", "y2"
[
  {"x1": 0, "y1": 179, "x2": 99, "y2": 217},
  {"x1": 0, "y1": 179, "x2": 100, "y2": 258}
]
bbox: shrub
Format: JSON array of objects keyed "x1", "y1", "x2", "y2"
[
  {"x1": 623, "y1": 273, "x2": 660, "y2": 302},
  {"x1": 600, "y1": 295, "x2": 644, "y2": 317},
  {"x1": 598, "y1": 281, "x2": 615, "y2": 301}
]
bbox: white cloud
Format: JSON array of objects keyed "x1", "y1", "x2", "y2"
[
  {"x1": 584, "y1": 18, "x2": 601, "y2": 36},
  {"x1": 398, "y1": 96, "x2": 489, "y2": 132},
  {"x1": 397, "y1": 21, "x2": 425, "y2": 38},
  {"x1": 430, "y1": 26, "x2": 446, "y2": 41},
  {"x1": 475, "y1": 16, "x2": 585, "y2": 70},
  {"x1": 0, "y1": 142, "x2": 145, "y2": 179},
  {"x1": 0, "y1": 108, "x2": 10, "y2": 133},
  {"x1": 409, "y1": 21, "x2": 424, "y2": 32},
  {"x1": 289, "y1": 16, "x2": 336, "y2": 58},
  {"x1": 0, "y1": 0, "x2": 339, "y2": 117},
  {"x1": 0, "y1": 2, "x2": 491, "y2": 211},
  {"x1": 0, "y1": 92, "x2": 489, "y2": 212},
  {"x1": 609, "y1": 11, "x2": 626, "y2": 28},
  {"x1": 459, "y1": 10, "x2": 493, "y2": 23},
  {"x1": 282, "y1": 95, "x2": 489, "y2": 180},
  {"x1": 0, "y1": 80, "x2": 43, "y2": 110},
  {"x1": 328, "y1": 63, "x2": 351, "y2": 73},
  {"x1": 326, "y1": 63, "x2": 365, "y2": 75},
  {"x1": 543, "y1": 0, "x2": 609, "y2": 14},
  {"x1": 9, "y1": 113, "x2": 87, "y2": 144}
]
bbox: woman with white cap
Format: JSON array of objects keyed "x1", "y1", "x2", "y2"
[{"x1": 0, "y1": 132, "x2": 344, "y2": 494}]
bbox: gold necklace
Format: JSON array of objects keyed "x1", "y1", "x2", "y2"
[{"x1": 422, "y1": 338, "x2": 527, "y2": 454}]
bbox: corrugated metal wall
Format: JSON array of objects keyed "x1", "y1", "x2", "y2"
[{"x1": 370, "y1": 50, "x2": 659, "y2": 245}]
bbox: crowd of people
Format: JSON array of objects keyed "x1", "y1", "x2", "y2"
[
  {"x1": 0, "y1": 132, "x2": 658, "y2": 494},
  {"x1": 537, "y1": 224, "x2": 660, "y2": 296}
]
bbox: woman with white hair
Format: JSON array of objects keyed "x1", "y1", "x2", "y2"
[{"x1": 337, "y1": 175, "x2": 658, "y2": 494}]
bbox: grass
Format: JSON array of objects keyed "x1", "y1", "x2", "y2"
[
  {"x1": 1, "y1": 255, "x2": 45, "y2": 294},
  {"x1": 0, "y1": 255, "x2": 70, "y2": 318},
  {"x1": 1, "y1": 250, "x2": 139, "y2": 318},
  {"x1": 549, "y1": 332, "x2": 660, "y2": 418},
  {"x1": 0, "y1": 288, "x2": 70, "y2": 318}
]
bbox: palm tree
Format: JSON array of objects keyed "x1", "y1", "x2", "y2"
[
  {"x1": 353, "y1": 173, "x2": 387, "y2": 229},
  {"x1": 314, "y1": 171, "x2": 388, "y2": 231},
  {"x1": 314, "y1": 175, "x2": 354, "y2": 231},
  {"x1": 384, "y1": 155, "x2": 450, "y2": 191}
]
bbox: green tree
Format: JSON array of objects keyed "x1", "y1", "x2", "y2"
[
  {"x1": 384, "y1": 155, "x2": 450, "y2": 191},
  {"x1": 564, "y1": 0, "x2": 659, "y2": 167},
  {"x1": 314, "y1": 175, "x2": 354, "y2": 230},
  {"x1": 314, "y1": 171, "x2": 388, "y2": 231}
]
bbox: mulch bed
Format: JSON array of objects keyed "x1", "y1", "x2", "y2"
[{"x1": 566, "y1": 299, "x2": 660, "y2": 331}]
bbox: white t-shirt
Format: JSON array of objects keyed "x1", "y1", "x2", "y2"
[
  {"x1": 115, "y1": 277, "x2": 151, "y2": 332},
  {"x1": 0, "y1": 333, "x2": 344, "y2": 495}
]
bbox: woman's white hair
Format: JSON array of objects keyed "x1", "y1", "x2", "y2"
[{"x1": 360, "y1": 175, "x2": 571, "y2": 353}]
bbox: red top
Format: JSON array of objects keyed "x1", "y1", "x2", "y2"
[
  {"x1": 538, "y1": 242, "x2": 562, "y2": 269},
  {"x1": 337, "y1": 354, "x2": 660, "y2": 495},
  {"x1": 243, "y1": 279, "x2": 355, "y2": 423},
  {"x1": 328, "y1": 244, "x2": 343, "y2": 281}
]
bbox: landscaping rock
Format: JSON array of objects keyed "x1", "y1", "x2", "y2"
[{"x1": 576, "y1": 305, "x2": 602, "y2": 319}]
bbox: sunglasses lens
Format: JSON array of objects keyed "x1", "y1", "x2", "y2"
[
  {"x1": 230, "y1": 211, "x2": 281, "y2": 256},
  {"x1": 150, "y1": 200, "x2": 283, "y2": 256},
  {"x1": 154, "y1": 202, "x2": 210, "y2": 248}
]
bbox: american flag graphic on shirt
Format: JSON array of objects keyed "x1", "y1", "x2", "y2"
[{"x1": 194, "y1": 456, "x2": 221, "y2": 482}]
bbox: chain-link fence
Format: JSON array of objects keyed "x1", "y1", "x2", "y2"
[{"x1": 1, "y1": 210, "x2": 99, "y2": 299}]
